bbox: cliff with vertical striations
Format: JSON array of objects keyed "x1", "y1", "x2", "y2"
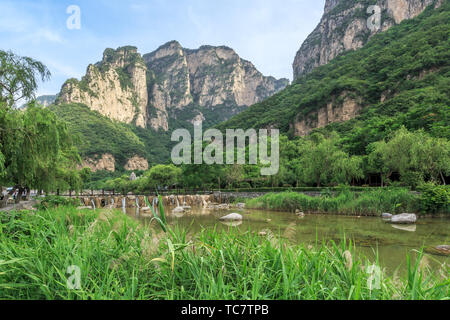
[{"x1": 293, "y1": 0, "x2": 443, "y2": 79}]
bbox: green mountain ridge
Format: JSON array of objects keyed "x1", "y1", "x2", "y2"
[
  {"x1": 49, "y1": 103, "x2": 172, "y2": 170},
  {"x1": 218, "y1": 2, "x2": 449, "y2": 155}
]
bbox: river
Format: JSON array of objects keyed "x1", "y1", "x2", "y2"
[{"x1": 125, "y1": 207, "x2": 449, "y2": 276}]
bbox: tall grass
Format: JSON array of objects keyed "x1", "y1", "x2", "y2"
[
  {"x1": 0, "y1": 206, "x2": 447, "y2": 300},
  {"x1": 246, "y1": 188, "x2": 420, "y2": 216}
]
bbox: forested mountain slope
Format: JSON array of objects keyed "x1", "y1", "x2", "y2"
[{"x1": 218, "y1": 2, "x2": 449, "y2": 156}]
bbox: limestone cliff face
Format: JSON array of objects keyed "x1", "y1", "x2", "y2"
[
  {"x1": 293, "y1": 92, "x2": 362, "y2": 136},
  {"x1": 293, "y1": 0, "x2": 442, "y2": 79},
  {"x1": 77, "y1": 154, "x2": 149, "y2": 172},
  {"x1": 57, "y1": 42, "x2": 288, "y2": 133},
  {"x1": 58, "y1": 46, "x2": 149, "y2": 128},
  {"x1": 124, "y1": 155, "x2": 149, "y2": 171},
  {"x1": 78, "y1": 154, "x2": 116, "y2": 172},
  {"x1": 144, "y1": 41, "x2": 289, "y2": 131}
]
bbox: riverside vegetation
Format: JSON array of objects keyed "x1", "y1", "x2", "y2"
[
  {"x1": 245, "y1": 186, "x2": 449, "y2": 216},
  {"x1": 0, "y1": 203, "x2": 448, "y2": 300}
]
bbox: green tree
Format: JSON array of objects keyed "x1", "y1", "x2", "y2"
[
  {"x1": 0, "y1": 51, "x2": 80, "y2": 204},
  {"x1": 140, "y1": 164, "x2": 182, "y2": 191}
]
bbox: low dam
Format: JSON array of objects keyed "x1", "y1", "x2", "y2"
[{"x1": 78, "y1": 194, "x2": 219, "y2": 209}]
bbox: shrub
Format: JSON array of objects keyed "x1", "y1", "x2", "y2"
[
  {"x1": 418, "y1": 183, "x2": 450, "y2": 214},
  {"x1": 37, "y1": 196, "x2": 79, "y2": 210}
]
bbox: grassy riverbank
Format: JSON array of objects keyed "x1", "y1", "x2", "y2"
[
  {"x1": 245, "y1": 188, "x2": 449, "y2": 216},
  {"x1": 0, "y1": 206, "x2": 448, "y2": 299}
]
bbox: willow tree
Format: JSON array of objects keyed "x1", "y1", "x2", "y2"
[{"x1": 0, "y1": 50, "x2": 80, "y2": 205}]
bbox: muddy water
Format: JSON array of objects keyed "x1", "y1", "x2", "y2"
[{"x1": 125, "y1": 207, "x2": 449, "y2": 276}]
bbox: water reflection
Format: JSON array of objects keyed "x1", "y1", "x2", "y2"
[{"x1": 124, "y1": 207, "x2": 449, "y2": 275}]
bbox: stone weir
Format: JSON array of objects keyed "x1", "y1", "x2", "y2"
[{"x1": 77, "y1": 194, "x2": 222, "y2": 209}]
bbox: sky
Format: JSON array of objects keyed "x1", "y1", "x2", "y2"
[{"x1": 0, "y1": 0, "x2": 326, "y2": 96}]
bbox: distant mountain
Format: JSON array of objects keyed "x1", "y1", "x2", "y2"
[
  {"x1": 219, "y1": 2, "x2": 449, "y2": 146},
  {"x1": 56, "y1": 42, "x2": 289, "y2": 132},
  {"x1": 19, "y1": 94, "x2": 57, "y2": 109},
  {"x1": 36, "y1": 95, "x2": 57, "y2": 107},
  {"x1": 293, "y1": 0, "x2": 442, "y2": 79},
  {"x1": 52, "y1": 42, "x2": 288, "y2": 171}
]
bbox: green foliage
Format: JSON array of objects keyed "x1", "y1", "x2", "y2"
[
  {"x1": 37, "y1": 196, "x2": 79, "y2": 210},
  {"x1": 49, "y1": 103, "x2": 171, "y2": 168},
  {"x1": 0, "y1": 51, "x2": 81, "y2": 197},
  {"x1": 417, "y1": 183, "x2": 450, "y2": 214},
  {"x1": 0, "y1": 50, "x2": 50, "y2": 107},
  {"x1": 219, "y1": 3, "x2": 450, "y2": 147},
  {"x1": 246, "y1": 188, "x2": 421, "y2": 216},
  {"x1": 0, "y1": 206, "x2": 447, "y2": 299},
  {"x1": 367, "y1": 127, "x2": 450, "y2": 187},
  {"x1": 103, "y1": 164, "x2": 182, "y2": 194}
]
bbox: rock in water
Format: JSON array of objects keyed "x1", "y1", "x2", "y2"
[
  {"x1": 390, "y1": 213, "x2": 417, "y2": 224},
  {"x1": 141, "y1": 207, "x2": 152, "y2": 213},
  {"x1": 219, "y1": 213, "x2": 243, "y2": 221},
  {"x1": 236, "y1": 203, "x2": 246, "y2": 209},
  {"x1": 435, "y1": 245, "x2": 450, "y2": 255},
  {"x1": 172, "y1": 207, "x2": 184, "y2": 214},
  {"x1": 382, "y1": 213, "x2": 392, "y2": 219},
  {"x1": 295, "y1": 210, "x2": 305, "y2": 218}
]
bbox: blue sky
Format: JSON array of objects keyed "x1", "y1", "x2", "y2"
[{"x1": 0, "y1": 0, "x2": 325, "y2": 96}]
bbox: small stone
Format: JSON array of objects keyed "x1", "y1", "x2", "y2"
[
  {"x1": 141, "y1": 207, "x2": 152, "y2": 213},
  {"x1": 172, "y1": 207, "x2": 184, "y2": 214},
  {"x1": 219, "y1": 213, "x2": 243, "y2": 221},
  {"x1": 236, "y1": 203, "x2": 246, "y2": 209},
  {"x1": 435, "y1": 245, "x2": 450, "y2": 254},
  {"x1": 382, "y1": 213, "x2": 392, "y2": 219},
  {"x1": 296, "y1": 211, "x2": 305, "y2": 217}
]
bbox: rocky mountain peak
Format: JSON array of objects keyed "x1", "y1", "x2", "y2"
[
  {"x1": 57, "y1": 42, "x2": 289, "y2": 132},
  {"x1": 324, "y1": 0, "x2": 341, "y2": 14},
  {"x1": 293, "y1": 0, "x2": 442, "y2": 80}
]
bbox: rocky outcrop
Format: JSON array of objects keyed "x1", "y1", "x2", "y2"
[
  {"x1": 293, "y1": 92, "x2": 361, "y2": 136},
  {"x1": 78, "y1": 153, "x2": 115, "y2": 172},
  {"x1": 144, "y1": 41, "x2": 289, "y2": 131},
  {"x1": 293, "y1": 0, "x2": 441, "y2": 79},
  {"x1": 57, "y1": 42, "x2": 289, "y2": 133},
  {"x1": 124, "y1": 155, "x2": 149, "y2": 171},
  {"x1": 58, "y1": 46, "x2": 149, "y2": 128}
]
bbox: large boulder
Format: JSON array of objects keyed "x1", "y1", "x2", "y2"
[
  {"x1": 390, "y1": 213, "x2": 417, "y2": 224},
  {"x1": 219, "y1": 213, "x2": 243, "y2": 221}
]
